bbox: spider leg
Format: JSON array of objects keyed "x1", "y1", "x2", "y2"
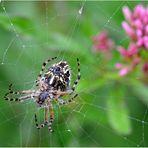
[
  {"x1": 70, "y1": 58, "x2": 80, "y2": 94},
  {"x1": 58, "y1": 94, "x2": 78, "y2": 105},
  {"x1": 4, "y1": 84, "x2": 37, "y2": 102},
  {"x1": 48, "y1": 103, "x2": 54, "y2": 133},
  {"x1": 53, "y1": 90, "x2": 69, "y2": 96},
  {"x1": 7, "y1": 84, "x2": 36, "y2": 95},
  {"x1": 36, "y1": 57, "x2": 57, "y2": 86},
  {"x1": 35, "y1": 107, "x2": 49, "y2": 129},
  {"x1": 35, "y1": 102, "x2": 54, "y2": 133},
  {"x1": 5, "y1": 94, "x2": 36, "y2": 102},
  {"x1": 4, "y1": 84, "x2": 35, "y2": 101}
]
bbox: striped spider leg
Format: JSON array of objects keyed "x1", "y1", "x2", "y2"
[
  {"x1": 36, "y1": 57, "x2": 57, "y2": 88},
  {"x1": 4, "y1": 84, "x2": 38, "y2": 102},
  {"x1": 35, "y1": 100, "x2": 54, "y2": 132}
]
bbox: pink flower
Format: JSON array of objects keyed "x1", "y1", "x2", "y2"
[
  {"x1": 92, "y1": 31, "x2": 114, "y2": 52},
  {"x1": 116, "y1": 43, "x2": 141, "y2": 76},
  {"x1": 131, "y1": 56, "x2": 141, "y2": 68},
  {"x1": 122, "y1": 6, "x2": 132, "y2": 22},
  {"x1": 142, "y1": 62, "x2": 148, "y2": 74},
  {"x1": 117, "y1": 43, "x2": 138, "y2": 59},
  {"x1": 115, "y1": 57, "x2": 140, "y2": 76},
  {"x1": 122, "y1": 5, "x2": 148, "y2": 49},
  {"x1": 115, "y1": 63, "x2": 130, "y2": 76},
  {"x1": 122, "y1": 22, "x2": 136, "y2": 40}
]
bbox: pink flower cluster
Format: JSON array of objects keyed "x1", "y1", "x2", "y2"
[
  {"x1": 116, "y1": 43, "x2": 140, "y2": 76},
  {"x1": 92, "y1": 4, "x2": 148, "y2": 77},
  {"x1": 122, "y1": 5, "x2": 148, "y2": 49},
  {"x1": 92, "y1": 31, "x2": 114, "y2": 53},
  {"x1": 116, "y1": 4, "x2": 148, "y2": 76}
]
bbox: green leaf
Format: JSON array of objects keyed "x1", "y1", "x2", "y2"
[
  {"x1": 106, "y1": 86, "x2": 131, "y2": 135},
  {"x1": 0, "y1": 14, "x2": 35, "y2": 35},
  {"x1": 78, "y1": 77, "x2": 107, "y2": 93},
  {"x1": 49, "y1": 33, "x2": 94, "y2": 62},
  {"x1": 130, "y1": 80, "x2": 148, "y2": 104}
]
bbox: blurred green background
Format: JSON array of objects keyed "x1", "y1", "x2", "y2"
[{"x1": 0, "y1": 1, "x2": 148, "y2": 147}]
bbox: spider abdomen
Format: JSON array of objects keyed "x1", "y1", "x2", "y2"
[
  {"x1": 46, "y1": 76, "x2": 67, "y2": 91},
  {"x1": 45, "y1": 61, "x2": 71, "y2": 92}
]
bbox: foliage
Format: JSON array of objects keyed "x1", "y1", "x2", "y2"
[{"x1": 0, "y1": 1, "x2": 148, "y2": 147}]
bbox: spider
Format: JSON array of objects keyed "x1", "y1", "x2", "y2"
[{"x1": 4, "y1": 57, "x2": 80, "y2": 133}]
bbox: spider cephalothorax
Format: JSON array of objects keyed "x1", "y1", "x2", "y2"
[
  {"x1": 37, "y1": 91, "x2": 49, "y2": 105},
  {"x1": 4, "y1": 57, "x2": 80, "y2": 133}
]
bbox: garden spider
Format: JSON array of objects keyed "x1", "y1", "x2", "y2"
[{"x1": 4, "y1": 57, "x2": 80, "y2": 133}]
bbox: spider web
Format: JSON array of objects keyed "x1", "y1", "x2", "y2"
[{"x1": 0, "y1": 1, "x2": 148, "y2": 147}]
